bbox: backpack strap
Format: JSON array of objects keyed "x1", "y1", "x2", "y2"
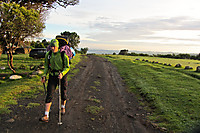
[
  {"x1": 48, "y1": 50, "x2": 52, "y2": 70},
  {"x1": 61, "y1": 51, "x2": 65, "y2": 69}
]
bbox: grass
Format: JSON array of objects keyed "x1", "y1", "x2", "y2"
[
  {"x1": 100, "y1": 55, "x2": 200, "y2": 133},
  {"x1": 0, "y1": 54, "x2": 83, "y2": 115},
  {"x1": 88, "y1": 96, "x2": 101, "y2": 103},
  {"x1": 105, "y1": 55, "x2": 200, "y2": 70},
  {"x1": 0, "y1": 54, "x2": 44, "y2": 74},
  {"x1": 26, "y1": 103, "x2": 40, "y2": 109},
  {"x1": 94, "y1": 81, "x2": 101, "y2": 86},
  {"x1": 89, "y1": 80, "x2": 101, "y2": 92},
  {"x1": 0, "y1": 76, "x2": 43, "y2": 114},
  {"x1": 85, "y1": 105, "x2": 104, "y2": 115},
  {"x1": 90, "y1": 86, "x2": 100, "y2": 92}
]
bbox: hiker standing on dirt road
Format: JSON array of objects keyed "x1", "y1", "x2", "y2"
[{"x1": 40, "y1": 39, "x2": 70, "y2": 122}]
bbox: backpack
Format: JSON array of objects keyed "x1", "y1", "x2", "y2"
[
  {"x1": 46, "y1": 36, "x2": 73, "y2": 68},
  {"x1": 47, "y1": 35, "x2": 73, "y2": 64},
  {"x1": 56, "y1": 35, "x2": 73, "y2": 60},
  {"x1": 70, "y1": 47, "x2": 76, "y2": 58},
  {"x1": 60, "y1": 45, "x2": 73, "y2": 60}
]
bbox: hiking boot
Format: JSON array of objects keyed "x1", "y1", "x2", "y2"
[
  {"x1": 61, "y1": 108, "x2": 65, "y2": 115},
  {"x1": 39, "y1": 115, "x2": 49, "y2": 122}
]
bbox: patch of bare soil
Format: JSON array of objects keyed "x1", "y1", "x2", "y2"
[{"x1": 0, "y1": 55, "x2": 162, "y2": 133}]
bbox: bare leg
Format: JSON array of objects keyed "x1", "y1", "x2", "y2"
[
  {"x1": 61, "y1": 100, "x2": 66, "y2": 115},
  {"x1": 61, "y1": 100, "x2": 66, "y2": 107},
  {"x1": 45, "y1": 102, "x2": 52, "y2": 113},
  {"x1": 39, "y1": 102, "x2": 52, "y2": 122}
]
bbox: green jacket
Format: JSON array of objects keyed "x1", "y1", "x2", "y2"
[{"x1": 43, "y1": 50, "x2": 70, "y2": 76}]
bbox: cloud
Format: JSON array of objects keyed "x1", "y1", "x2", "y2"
[
  {"x1": 86, "y1": 16, "x2": 200, "y2": 43},
  {"x1": 42, "y1": 0, "x2": 200, "y2": 53}
]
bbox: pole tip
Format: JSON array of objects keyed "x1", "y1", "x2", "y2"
[{"x1": 58, "y1": 122, "x2": 62, "y2": 125}]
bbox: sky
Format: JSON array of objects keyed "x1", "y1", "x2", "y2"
[{"x1": 41, "y1": 0, "x2": 200, "y2": 54}]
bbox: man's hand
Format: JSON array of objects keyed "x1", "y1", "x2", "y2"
[
  {"x1": 41, "y1": 76, "x2": 46, "y2": 83},
  {"x1": 58, "y1": 73, "x2": 63, "y2": 79}
]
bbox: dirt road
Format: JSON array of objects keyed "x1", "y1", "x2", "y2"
[{"x1": 1, "y1": 55, "x2": 162, "y2": 133}]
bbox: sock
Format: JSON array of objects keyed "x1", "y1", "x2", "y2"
[
  {"x1": 45, "y1": 111, "x2": 49, "y2": 118},
  {"x1": 61, "y1": 105, "x2": 65, "y2": 109}
]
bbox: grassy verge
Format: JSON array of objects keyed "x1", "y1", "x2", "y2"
[
  {"x1": 0, "y1": 54, "x2": 83, "y2": 115},
  {"x1": 100, "y1": 55, "x2": 200, "y2": 132}
]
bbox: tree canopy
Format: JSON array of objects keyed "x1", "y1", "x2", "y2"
[
  {"x1": 60, "y1": 31, "x2": 80, "y2": 49},
  {"x1": 0, "y1": 2, "x2": 45, "y2": 72},
  {"x1": 1, "y1": 0, "x2": 79, "y2": 9},
  {"x1": 0, "y1": 2, "x2": 45, "y2": 46}
]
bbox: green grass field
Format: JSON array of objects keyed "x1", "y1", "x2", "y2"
[
  {"x1": 100, "y1": 55, "x2": 200, "y2": 133},
  {"x1": 118, "y1": 55, "x2": 200, "y2": 70},
  {"x1": 0, "y1": 54, "x2": 83, "y2": 115},
  {"x1": 0, "y1": 54, "x2": 44, "y2": 75}
]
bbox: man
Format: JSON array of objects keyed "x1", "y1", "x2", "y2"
[{"x1": 40, "y1": 39, "x2": 70, "y2": 122}]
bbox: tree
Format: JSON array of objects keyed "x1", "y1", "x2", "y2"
[
  {"x1": 119, "y1": 49, "x2": 128, "y2": 55},
  {"x1": 0, "y1": 2, "x2": 45, "y2": 73},
  {"x1": 80, "y1": 47, "x2": 88, "y2": 54},
  {"x1": 34, "y1": 41, "x2": 45, "y2": 48},
  {"x1": 42, "y1": 39, "x2": 49, "y2": 47},
  {"x1": 1, "y1": 0, "x2": 79, "y2": 9},
  {"x1": 60, "y1": 31, "x2": 80, "y2": 49}
]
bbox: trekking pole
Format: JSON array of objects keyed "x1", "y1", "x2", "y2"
[
  {"x1": 42, "y1": 76, "x2": 46, "y2": 95},
  {"x1": 58, "y1": 72, "x2": 62, "y2": 125}
]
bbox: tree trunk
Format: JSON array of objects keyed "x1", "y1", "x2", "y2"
[
  {"x1": 7, "y1": 50, "x2": 16, "y2": 73},
  {"x1": 0, "y1": 45, "x2": 3, "y2": 57}
]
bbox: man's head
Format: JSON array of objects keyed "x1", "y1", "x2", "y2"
[{"x1": 50, "y1": 39, "x2": 59, "y2": 53}]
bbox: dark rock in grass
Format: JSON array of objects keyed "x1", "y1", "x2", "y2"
[
  {"x1": 39, "y1": 63, "x2": 45, "y2": 69},
  {"x1": 32, "y1": 70, "x2": 43, "y2": 75},
  {"x1": 168, "y1": 64, "x2": 172, "y2": 66},
  {"x1": 152, "y1": 61, "x2": 155, "y2": 63},
  {"x1": 196, "y1": 66, "x2": 200, "y2": 72},
  {"x1": 19, "y1": 64, "x2": 26, "y2": 70},
  {"x1": 19, "y1": 72, "x2": 29, "y2": 77},
  {"x1": 39, "y1": 65, "x2": 45, "y2": 69},
  {"x1": 142, "y1": 59, "x2": 145, "y2": 61},
  {"x1": 135, "y1": 58, "x2": 140, "y2": 61},
  {"x1": 164, "y1": 63, "x2": 167, "y2": 66},
  {"x1": 0, "y1": 74, "x2": 9, "y2": 79},
  {"x1": 185, "y1": 66, "x2": 193, "y2": 70},
  {"x1": 175, "y1": 64, "x2": 182, "y2": 68},
  {"x1": 145, "y1": 60, "x2": 149, "y2": 62},
  {"x1": 30, "y1": 65, "x2": 35, "y2": 70},
  {"x1": 0, "y1": 77, "x2": 6, "y2": 79},
  {"x1": 29, "y1": 75, "x2": 37, "y2": 78}
]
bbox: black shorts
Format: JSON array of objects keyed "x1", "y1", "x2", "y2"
[{"x1": 45, "y1": 74, "x2": 68, "y2": 103}]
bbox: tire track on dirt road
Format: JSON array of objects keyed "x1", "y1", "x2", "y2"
[{"x1": 59, "y1": 55, "x2": 161, "y2": 133}]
